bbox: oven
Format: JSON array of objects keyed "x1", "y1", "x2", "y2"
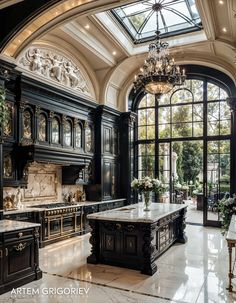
[{"x1": 35, "y1": 204, "x2": 82, "y2": 247}]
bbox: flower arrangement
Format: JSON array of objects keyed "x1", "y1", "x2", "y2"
[
  {"x1": 131, "y1": 176, "x2": 164, "y2": 193},
  {"x1": 218, "y1": 193, "x2": 236, "y2": 235}
]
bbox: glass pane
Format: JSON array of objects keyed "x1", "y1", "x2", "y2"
[
  {"x1": 208, "y1": 102, "x2": 219, "y2": 121},
  {"x1": 193, "y1": 104, "x2": 203, "y2": 121},
  {"x1": 220, "y1": 101, "x2": 231, "y2": 120},
  {"x1": 159, "y1": 143, "x2": 170, "y2": 155},
  {"x1": 23, "y1": 110, "x2": 32, "y2": 139},
  {"x1": 159, "y1": 124, "x2": 171, "y2": 139},
  {"x1": 208, "y1": 121, "x2": 220, "y2": 136},
  {"x1": 172, "y1": 105, "x2": 192, "y2": 122},
  {"x1": 193, "y1": 122, "x2": 203, "y2": 137},
  {"x1": 220, "y1": 88, "x2": 228, "y2": 100},
  {"x1": 146, "y1": 143, "x2": 155, "y2": 155},
  {"x1": 191, "y1": 80, "x2": 203, "y2": 101},
  {"x1": 207, "y1": 83, "x2": 220, "y2": 100},
  {"x1": 172, "y1": 123, "x2": 192, "y2": 138},
  {"x1": 159, "y1": 107, "x2": 170, "y2": 124},
  {"x1": 138, "y1": 97, "x2": 146, "y2": 108},
  {"x1": 39, "y1": 114, "x2": 47, "y2": 142},
  {"x1": 138, "y1": 144, "x2": 146, "y2": 157},
  {"x1": 52, "y1": 118, "x2": 59, "y2": 144},
  {"x1": 75, "y1": 124, "x2": 82, "y2": 148},
  {"x1": 146, "y1": 109, "x2": 155, "y2": 124},
  {"x1": 138, "y1": 126, "x2": 146, "y2": 140},
  {"x1": 220, "y1": 120, "x2": 231, "y2": 135},
  {"x1": 146, "y1": 94, "x2": 155, "y2": 107},
  {"x1": 64, "y1": 121, "x2": 72, "y2": 146},
  {"x1": 147, "y1": 125, "x2": 155, "y2": 139},
  {"x1": 138, "y1": 109, "x2": 146, "y2": 125},
  {"x1": 219, "y1": 141, "x2": 230, "y2": 153}
]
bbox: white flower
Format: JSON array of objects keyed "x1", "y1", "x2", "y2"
[{"x1": 131, "y1": 178, "x2": 138, "y2": 188}]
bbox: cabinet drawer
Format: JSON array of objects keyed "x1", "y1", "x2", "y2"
[{"x1": 3, "y1": 229, "x2": 34, "y2": 243}]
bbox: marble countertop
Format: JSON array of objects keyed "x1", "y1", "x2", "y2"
[
  {"x1": 0, "y1": 220, "x2": 41, "y2": 233},
  {"x1": 226, "y1": 215, "x2": 236, "y2": 241},
  {"x1": 3, "y1": 199, "x2": 126, "y2": 214},
  {"x1": 87, "y1": 203, "x2": 187, "y2": 223}
]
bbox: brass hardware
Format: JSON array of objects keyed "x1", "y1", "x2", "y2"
[
  {"x1": 5, "y1": 248, "x2": 8, "y2": 256},
  {"x1": 14, "y1": 242, "x2": 27, "y2": 252},
  {"x1": 116, "y1": 223, "x2": 121, "y2": 230},
  {"x1": 18, "y1": 232, "x2": 23, "y2": 238}
]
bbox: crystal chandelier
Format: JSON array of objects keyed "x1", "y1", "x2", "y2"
[{"x1": 133, "y1": 2, "x2": 186, "y2": 97}]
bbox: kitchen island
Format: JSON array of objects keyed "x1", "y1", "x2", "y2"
[{"x1": 87, "y1": 203, "x2": 187, "y2": 275}]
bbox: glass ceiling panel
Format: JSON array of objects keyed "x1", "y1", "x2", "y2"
[{"x1": 111, "y1": 0, "x2": 202, "y2": 43}]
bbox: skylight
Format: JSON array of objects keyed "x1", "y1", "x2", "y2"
[{"x1": 111, "y1": 0, "x2": 202, "y2": 43}]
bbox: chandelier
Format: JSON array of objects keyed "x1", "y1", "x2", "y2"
[{"x1": 133, "y1": 2, "x2": 186, "y2": 97}]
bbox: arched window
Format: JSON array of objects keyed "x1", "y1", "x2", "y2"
[
  {"x1": 134, "y1": 78, "x2": 231, "y2": 225},
  {"x1": 38, "y1": 113, "x2": 47, "y2": 142},
  {"x1": 64, "y1": 120, "x2": 72, "y2": 147},
  {"x1": 52, "y1": 117, "x2": 60, "y2": 144}
]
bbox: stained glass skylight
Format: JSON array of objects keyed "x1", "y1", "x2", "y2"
[{"x1": 111, "y1": 0, "x2": 202, "y2": 43}]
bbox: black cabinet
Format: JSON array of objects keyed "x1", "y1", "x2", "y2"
[
  {"x1": 4, "y1": 211, "x2": 35, "y2": 222},
  {"x1": 0, "y1": 224, "x2": 42, "y2": 294}
]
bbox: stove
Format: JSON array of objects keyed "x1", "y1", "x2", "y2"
[{"x1": 31, "y1": 203, "x2": 83, "y2": 248}]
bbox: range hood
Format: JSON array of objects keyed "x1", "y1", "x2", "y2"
[{"x1": 15, "y1": 144, "x2": 93, "y2": 182}]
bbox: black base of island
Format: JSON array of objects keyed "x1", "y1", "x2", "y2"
[{"x1": 87, "y1": 205, "x2": 187, "y2": 275}]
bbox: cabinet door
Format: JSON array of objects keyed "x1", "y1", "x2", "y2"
[{"x1": 4, "y1": 239, "x2": 35, "y2": 283}]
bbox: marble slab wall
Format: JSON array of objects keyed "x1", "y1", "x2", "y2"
[{"x1": 3, "y1": 162, "x2": 83, "y2": 206}]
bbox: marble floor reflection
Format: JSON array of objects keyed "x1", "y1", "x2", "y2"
[{"x1": 1, "y1": 225, "x2": 236, "y2": 303}]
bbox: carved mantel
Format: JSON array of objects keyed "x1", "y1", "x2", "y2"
[{"x1": 19, "y1": 48, "x2": 90, "y2": 95}]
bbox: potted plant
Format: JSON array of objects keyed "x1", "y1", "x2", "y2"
[
  {"x1": 218, "y1": 193, "x2": 235, "y2": 235},
  {"x1": 131, "y1": 176, "x2": 163, "y2": 211}
]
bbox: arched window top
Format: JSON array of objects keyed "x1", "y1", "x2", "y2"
[{"x1": 171, "y1": 88, "x2": 194, "y2": 104}]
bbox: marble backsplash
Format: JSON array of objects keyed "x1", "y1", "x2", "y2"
[{"x1": 3, "y1": 162, "x2": 83, "y2": 206}]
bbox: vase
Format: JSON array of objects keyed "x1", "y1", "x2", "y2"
[{"x1": 142, "y1": 191, "x2": 151, "y2": 211}]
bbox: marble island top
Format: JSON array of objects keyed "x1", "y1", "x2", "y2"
[
  {"x1": 226, "y1": 214, "x2": 236, "y2": 241},
  {"x1": 0, "y1": 220, "x2": 41, "y2": 233},
  {"x1": 87, "y1": 203, "x2": 187, "y2": 223}
]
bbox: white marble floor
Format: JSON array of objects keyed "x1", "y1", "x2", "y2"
[{"x1": 0, "y1": 225, "x2": 236, "y2": 303}]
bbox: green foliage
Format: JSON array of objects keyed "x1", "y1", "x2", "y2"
[
  {"x1": 181, "y1": 142, "x2": 203, "y2": 184},
  {"x1": 129, "y1": 14, "x2": 146, "y2": 31},
  {"x1": 0, "y1": 86, "x2": 8, "y2": 133},
  {"x1": 218, "y1": 194, "x2": 236, "y2": 235}
]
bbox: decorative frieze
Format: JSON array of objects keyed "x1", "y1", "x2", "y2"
[{"x1": 19, "y1": 48, "x2": 90, "y2": 94}]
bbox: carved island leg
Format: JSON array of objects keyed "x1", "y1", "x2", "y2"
[
  {"x1": 87, "y1": 220, "x2": 100, "y2": 264},
  {"x1": 34, "y1": 227, "x2": 42, "y2": 279},
  {"x1": 177, "y1": 208, "x2": 188, "y2": 243},
  {"x1": 226, "y1": 242, "x2": 234, "y2": 292},
  {"x1": 141, "y1": 224, "x2": 157, "y2": 275}
]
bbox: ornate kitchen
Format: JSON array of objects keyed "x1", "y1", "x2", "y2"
[{"x1": 0, "y1": 1, "x2": 236, "y2": 302}]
